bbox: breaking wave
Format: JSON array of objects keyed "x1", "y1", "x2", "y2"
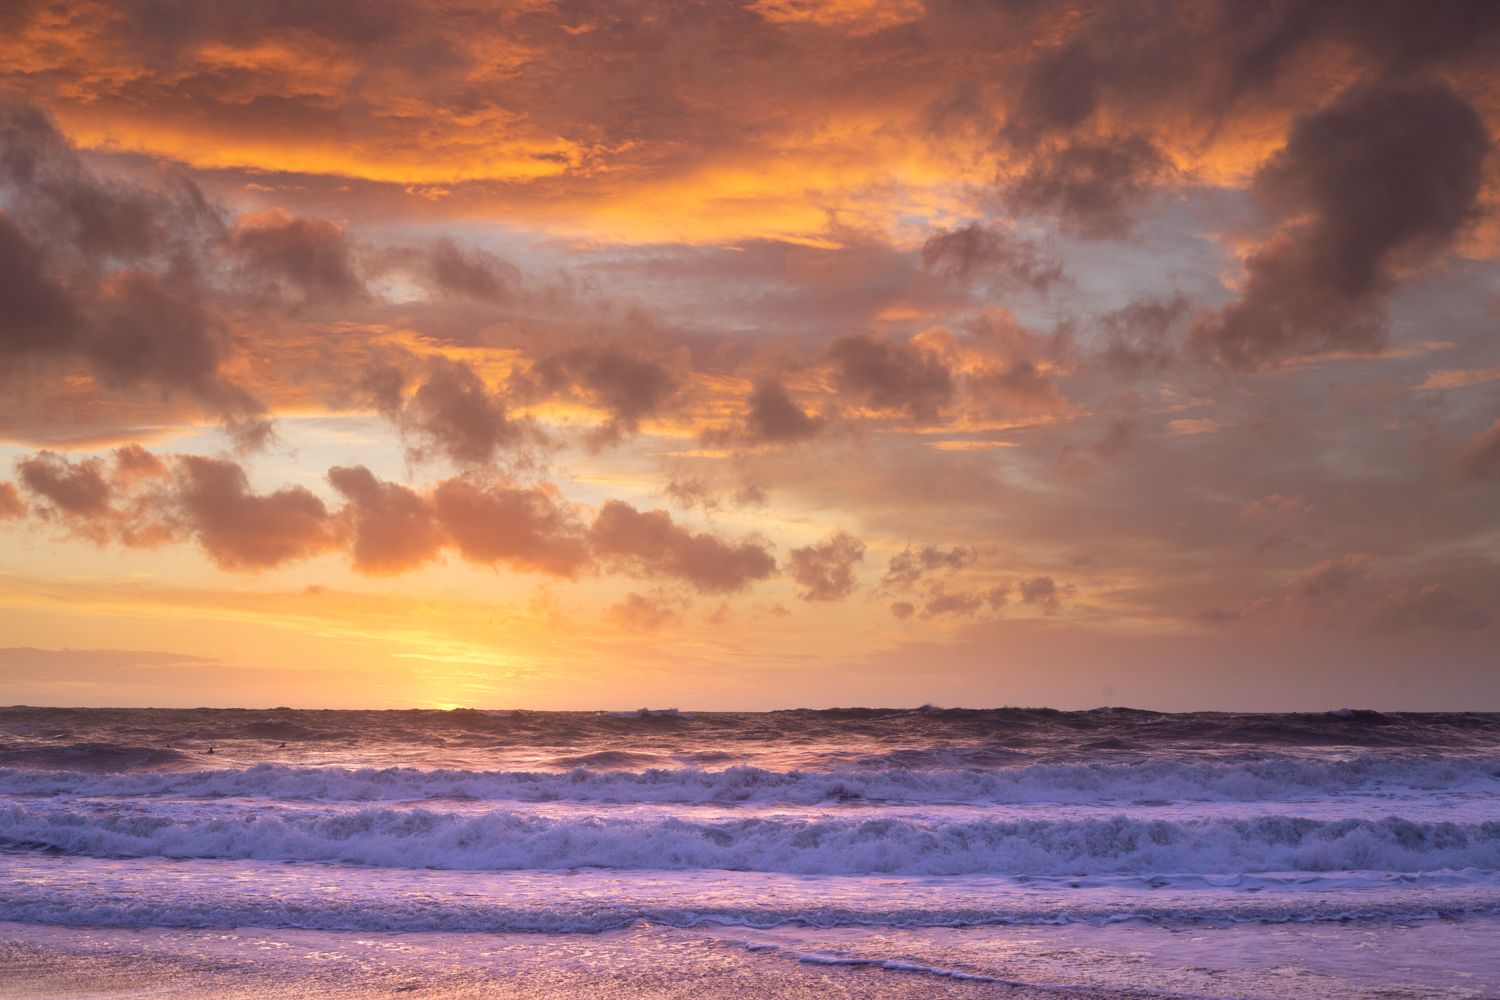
[
  {"x1": 4, "y1": 800, "x2": 1498, "y2": 875},
  {"x1": 2, "y1": 755, "x2": 1496, "y2": 805}
]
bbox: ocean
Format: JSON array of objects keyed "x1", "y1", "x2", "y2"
[{"x1": 1, "y1": 705, "x2": 1497, "y2": 999}]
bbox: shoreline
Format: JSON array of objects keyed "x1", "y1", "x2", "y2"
[
  {"x1": 2, "y1": 915, "x2": 1495, "y2": 999},
  {"x1": 0, "y1": 923, "x2": 1169, "y2": 1000},
  {"x1": 5, "y1": 854, "x2": 1498, "y2": 934}
]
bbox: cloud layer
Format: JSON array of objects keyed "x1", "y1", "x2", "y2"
[{"x1": 0, "y1": 0, "x2": 1496, "y2": 707}]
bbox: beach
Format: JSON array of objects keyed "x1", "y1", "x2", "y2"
[
  {"x1": 6, "y1": 918, "x2": 1496, "y2": 999},
  {"x1": 2, "y1": 706, "x2": 1497, "y2": 998}
]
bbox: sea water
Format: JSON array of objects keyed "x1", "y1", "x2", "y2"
[{"x1": 1, "y1": 705, "x2": 1497, "y2": 998}]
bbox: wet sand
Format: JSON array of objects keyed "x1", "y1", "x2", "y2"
[
  {"x1": 6, "y1": 918, "x2": 1494, "y2": 1000},
  {"x1": 0, "y1": 923, "x2": 1180, "y2": 1000}
]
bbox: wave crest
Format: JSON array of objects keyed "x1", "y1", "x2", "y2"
[
  {"x1": 1, "y1": 755, "x2": 1496, "y2": 805},
  {"x1": 3, "y1": 801, "x2": 1498, "y2": 875}
]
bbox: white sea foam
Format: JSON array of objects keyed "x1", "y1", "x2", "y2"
[
  {"x1": 1, "y1": 755, "x2": 1496, "y2": 806},
  {"x1": 4, "y1": 708, "x2": 1498, "y2": 941},
  {"x1": 2, "y1": 857, "x2": 1497, "y2": 934},
  {"x1": 3, "y1": 798, "x2": 1498, "y2": 875}
]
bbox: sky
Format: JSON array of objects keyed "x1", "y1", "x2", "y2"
[{"x1": 0, "y1": 0, "x2": 1497, "y2": 711}]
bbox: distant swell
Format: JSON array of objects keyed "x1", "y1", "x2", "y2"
[
  {"x1": 2, "y1": 756, "x2": 1497, "y2": 805},
  {"x1": 4, "y1": 802, "x2": 1499, "y2": 875}
]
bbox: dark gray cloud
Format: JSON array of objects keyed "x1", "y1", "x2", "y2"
[
  {"x1": 525, "y1": 345, "x2": 682, "y2": 446},
  {"x1": 1189, "y1": 80, "x2": 1489, "y2": 371},
  {"x1": 0, "y1": 101, "x2": 257, "y2": 418},
  {"x1": 16, "y1": 451, "x2": 112, "y2": 520},
  {"x1": 0, "y1": 212, "x2": 80, "y2": 360},
  {"x1": 743, "y1": 378, "x2": 822, "y2": 443},
  {"x1": 231, "y1": 211, "x2": 365, "y2": 304},
  {"x1": 424, "y1": 237, "x2": 520, "y2": 305},
  {"x1": 788, "y1": 530, "x2": 865, "y2": 602},
  {"x1": 1001, "y1": 2, "x2": 1195, "y2": 143},
  {"x1": 915, "y1": 584, "x2": 984, "y2": 619},
  {"x1": 995, "y1": 0, "x2": 1192, "y2": 236},
  {"x1": 827, "y1": 334, "x2": 953, "y2": 423},
  {"x1": 0, "y1": 101, "x2": 220, "y2": 265},
  {"x1": 887, "y1": 581, "x2": 1009, "y2": 621},
  {"x1": 880, "y1": 543, "x2": 979, "y2": 592},
  {"x1": 1098, "y1": 294, "x2": 1188, "y2": 378},
  {"x1": 589, "y1": 499, "x2": 776, "y2": 594},
  {"x1": 661, "y1": 475, "x2": 769, "y2": 514},
  {"x1": 1017, "y1": 575, "x2": 1063, "y2": 615},
  {"x1": 663, "y1": 475, "x2": 720, "y2": 513},
  {"x1": 93, "y1": 270, "x2": 250, "y2": 411},
  {"x1": 396, "y1": 357, "x2": 534, "y2": 468},
  {"x1": 0, "y1": 99, "x2": 542, "y2": 443},
  {"x1": 994, "y1": 1, "x2": 1500, "y2": 239},
  {"x1": 1005, "y1": 135, "x2": 1172, "y2": 239},
  {"x1": 918, "y1": 222, "x2": 1063, "y2": 293}
]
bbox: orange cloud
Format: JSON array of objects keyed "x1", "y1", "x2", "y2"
[{"x1": 12, "y1": 0, "x2": 1490, "y2": 248}]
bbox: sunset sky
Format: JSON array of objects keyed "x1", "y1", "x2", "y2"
[{"x1": 1, "y1": 0, "x2": 1497, "y2": 711}]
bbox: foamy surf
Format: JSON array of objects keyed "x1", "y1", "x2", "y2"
[
  {"x1": 3, "y1": 857, "x2": 1496, "y2": 933},
  {"x1": 2, "y1": 704, "x2": 1498, "y2": 1000},
  {"x1": 3, "y1": 754, "x2": 1497, "y2": 804},
  {"x1": 3, "y1": 799, "x2": 1499, "y2": 875}
]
